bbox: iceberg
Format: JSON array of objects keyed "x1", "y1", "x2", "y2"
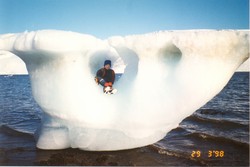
[{"x1": 0, "y1": 30, "x2": 249, "y2": 151}]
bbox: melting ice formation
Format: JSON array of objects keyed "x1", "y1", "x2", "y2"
[{"x1": 0, "y1": 30, "x2": 249, "y2": 151}]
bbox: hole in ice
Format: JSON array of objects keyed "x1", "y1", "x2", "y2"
[
  {"x1": 88, "y1": 50, "x2": 126, "y2": 87},
  {"x1": 158, "y1": 43, "x2": 182, "y2": 68},
  {"x1": 88, "y1": 47, "x2": 139, "y2": 90}
]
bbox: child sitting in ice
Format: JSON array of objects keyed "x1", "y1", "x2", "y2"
[{"x1": 95, "y1": 60, "x2": 117, "y2": 94}]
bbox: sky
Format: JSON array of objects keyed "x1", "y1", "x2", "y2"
[{"x1": 0, "y1": 0, "x2": 249, "y2": 39}]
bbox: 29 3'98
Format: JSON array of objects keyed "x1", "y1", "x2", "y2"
[{"x1": 191, "y1": 150, "x2": 224, "y2": 158}]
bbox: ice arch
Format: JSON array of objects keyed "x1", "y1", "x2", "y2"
[{"x1": 0, "y1": 30, "x2": 249, "y2": 151}]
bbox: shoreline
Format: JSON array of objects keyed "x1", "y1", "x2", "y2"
[
  {"x1": 34, "y1": 145, "x2": 204, "y2": 166},
  {"x1": 0, "y1": 130, "x2": 202, "y2": 166}
]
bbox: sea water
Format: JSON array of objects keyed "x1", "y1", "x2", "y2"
[{"x1": 0, "y1": 72, "x2": 249, "y2": 166}]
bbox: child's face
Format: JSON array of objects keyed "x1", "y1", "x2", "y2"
[{"x1": 104, "y1": 64, "x2": 110, "y2": 70}]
